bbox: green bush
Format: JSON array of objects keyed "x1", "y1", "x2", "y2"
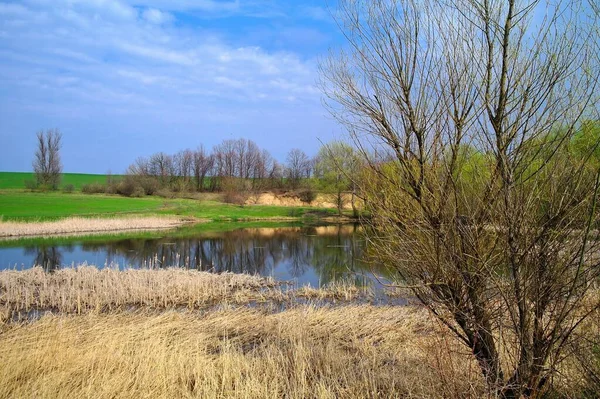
[
  {"x1": 24, "y1": 180, "x2": 38, "y2": 191},
  {"x1": 298, "y1": 188, "x2": 317, "y2": 203},
  {"x1": 62, "y1": 184, "x2": 75, "y2": 193}
]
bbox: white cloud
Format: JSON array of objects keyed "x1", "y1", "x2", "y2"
[
  {"x1": 116, "y1": 41, "x2": 196, "y2": 65},
  {"x1": 141, "y1": 8, "x2": 174, "y2": 24},
  {"x1": 0, "y1": 0, "x2": 336, "y2": 174},
  {"x1": 122, "y1": 0, "x2": 240, "y2": 13}
]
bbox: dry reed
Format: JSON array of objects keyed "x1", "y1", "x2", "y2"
[
  {"x1": 0, "y1": 266, "x2": 374, "y2": 318},
  {"x1": 0, "y1": 306, "x2": 484, "y2": 398},
  {"x1": 0, "y1": 266, "x2": 286, "y2": 315},
  {"x1": 0, "y1": 216, "x2": 190, "y2": 238}
]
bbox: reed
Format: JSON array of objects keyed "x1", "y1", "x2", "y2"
[
  {"x1": 0, "y1": 266, "x2": 284, "y2": 315},
  {"x1": 0, "y1": 266, "x2": 375, "y2": 318},
  {"x1": 0, "y1": 216, "x2": 188, "y2": 238},
  {"x1": 0, "y1": 306, "x2": 484, "y2": 398}
]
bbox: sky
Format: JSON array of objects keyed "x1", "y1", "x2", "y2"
[{"x1": 0, "y1": 0, "x2": 345, "y2": 174}]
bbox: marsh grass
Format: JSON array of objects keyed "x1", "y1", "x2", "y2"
[
  {"x1": 0, "y1": 267, "x2": 597, "y2": 397},
  {"x1": 0, "y1": 305, "x2": 485, "y2": 398},
  {"x1": 0, "y1": 266, "x2": 285, "y2": 316},
  {"x1": 0, "y1": 266, "x2": 376, "y2": 318},
  {"x1": 0, "y1": 216, "x2": 190, "y2": 238}
]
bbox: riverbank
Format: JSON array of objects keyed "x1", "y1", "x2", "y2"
[
  {"x1": 0, "y1": 190, "x2": 350, "y2": 222},
  {"x1": 0, "y1": 216, "x2": 195, "y2": 239}
]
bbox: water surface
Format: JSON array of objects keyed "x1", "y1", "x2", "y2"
[{"x1": 0, "y1": 224, "x2": 381, "y2": 287}]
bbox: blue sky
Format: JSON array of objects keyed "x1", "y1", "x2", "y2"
[{"x1": 0, "y1": 0, "x2": 344, "y2": 173}]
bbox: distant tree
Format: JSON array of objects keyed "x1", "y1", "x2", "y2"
[
  {"x1": 286, "y1": 149, "x2": 311, "y2": 188},
  {"x1": 314, "y1": 142, "x2": 360, "y2": 216},
  {"x1": 193, "y1": 146, "x2": 214, "y2": 192},
  {"x1": 148, "y1": 152, "x2": 174, "y2": 187},
  {"x1": 173, "y1": 149, "x2": 194, "y2": 191},
  {"x1": 32, "y1": 129, "x2": 62, "y2": 190}
]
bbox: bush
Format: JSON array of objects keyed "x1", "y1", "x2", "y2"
[
  {"x1": 24, "y1": 180, "x2": 38, "y2": 191},
  {"x1": 138, "y1": 177, "x2": 159, "y2": 195},
  {"x1": 81, "y1": 183, "x2": 106, "y2": 194},
  {"x1": 223, "y1": 190, "x2": 248, "y2": 205},
  {"x1": 62, "y1": 184, "x2": 75, "y2": 193},
  {"x1": 155, "y1": 189, "x2": 175, "y2": 199},
  {"x1": 298, "y1": 188, "x2": 317, "y2": 203}
]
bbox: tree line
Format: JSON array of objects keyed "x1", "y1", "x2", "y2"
[{"x1": 30, "y1": 131, "x2": 362, "y2": 211}]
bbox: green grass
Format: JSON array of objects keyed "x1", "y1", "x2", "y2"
[
  {"x1": 0, "y1": 221, "x2": 309, "y2": 248},
  {"x1": 0, "y1": 172, "x2": 119, "y2": 190},
  {"x1": 0, "y1": 191, "x2": 337, "y2": 222}
]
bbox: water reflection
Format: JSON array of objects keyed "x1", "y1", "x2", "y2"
[
  {"x1": 23, "y1": 245, "x2": 62, "y2": 272},
  {"x1": 1, "y1": 225, "x2": 372, "y2": 287}
]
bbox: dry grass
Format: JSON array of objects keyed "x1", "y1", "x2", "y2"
[
  {"x1": 0, "y1": 266, "x2": 286, "y2": 316},
  {"x1": 0, "y1": 306, "x2": 484, "y2": 398},
  {"x1": 1, "y1": 267, "x2": 595, "y2": 397},
  {"x1": 0, "y1": 266, "x2": 376, "y2": 319},
  {"x1": 0, "y1": 216, "x2": 191, "y2": 238}
]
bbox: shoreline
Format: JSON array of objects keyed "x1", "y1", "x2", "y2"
[
  {"x1": 0, "y1": 215, "x2": 359, "y2": 240},
  {"x1": 0, "y1": 216, "x2": 195, "y2": 239}
]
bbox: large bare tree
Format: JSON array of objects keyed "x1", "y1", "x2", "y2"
[
  {"x1": 33, "y1": 129, "x2": 62, "y2": 190},
  {"x1": 321, "y1": 0, "x2": 600, "y2": 397}
]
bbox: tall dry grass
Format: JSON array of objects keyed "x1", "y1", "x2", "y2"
[
  {"x1": 0, "y1": 306, "x2": 484, "y2": 398},
  {"x1": 0, "y1": 216, "x2": 189, "y2": 238},
  {"x1": 0, "y1": 266, "x2": 284, "y2": 316},
  {"x1": 0, "y1": 266, "x2": 372, "y2": 319}
]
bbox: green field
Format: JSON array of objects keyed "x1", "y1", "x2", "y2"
[
  {"x1": 0, "y1": 191, "x2": 335, "y2": 222},
  {"x1": 0, "y1": 172, "x2": 117, "y2": 190}
]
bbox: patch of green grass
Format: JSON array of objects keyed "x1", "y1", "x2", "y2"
[
  {"x1": 0, "y1": 172, "x2": 120, "y2": 190},
  {"x1": 0, "y1": 191, "x2": 337, "y2": 222},
  {"x1": 0, "y1": 221, "x2": 309, "y2": 248}
]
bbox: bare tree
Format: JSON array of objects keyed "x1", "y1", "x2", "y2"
[
  {"x1": 321, "y1": 0, "x2": 600, "y2": 397},
  {"x1": 286, "y1": 148, "x2": 310, "y2": 188},
  {"x1": 148, "y1": 152, "x2": 174, "y2": 187},
  {"x1": 193, "y1": 145, "x2": 214, "y2": 192},
  {"x1": 33, "y1": 129, "x2": 62, "y2": 190},
  {"x1": 213, "y1": 139, "x2": 237, "y2": 178},
  {"x1": 173, "y1": 149, "x2": 194, "y2": 191}
]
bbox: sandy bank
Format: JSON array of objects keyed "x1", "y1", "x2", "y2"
[{"x1": 0, "y1": 216, "x2": 192, "y2": 239}]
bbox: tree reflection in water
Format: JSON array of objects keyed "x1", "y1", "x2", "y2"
[{"x1": 10, "y1": 225, "x2": 376, "y2": 286}]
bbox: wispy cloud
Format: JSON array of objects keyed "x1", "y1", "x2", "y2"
[
  {"x1": 0, "y1": 0, "x2": 340, "y2": 173},
  {"x1": 124, "y1": 0, "x2": 241, "y2": 13},
  {"x1": 141, "y1": 8, "x2": 174, "y2": 24}
]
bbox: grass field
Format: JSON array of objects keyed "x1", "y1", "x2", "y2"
[
  {"x1": 0, "y1": 172, "x2": 116, "y2": 190},
  {"x1": 0, "y1": 191, "x2": 335, "y2": 222}
]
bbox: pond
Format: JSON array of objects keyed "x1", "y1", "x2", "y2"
[{"x1": 0, "y1": 224, "x2": 388, "y2": 288}]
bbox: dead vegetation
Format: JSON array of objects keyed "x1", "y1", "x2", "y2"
[
  {"x1": 0, "y1": 266, "x2": 597, "y2": 397},
  {"x1": 0, "y1": 305, "x2": 486, "y2": 399},
  {"x1": 0, "y1": 216, "x2": 190, "y2": 238},
  {"x1": 0, "y1": 266, "x2": 372, "y2": 318}
]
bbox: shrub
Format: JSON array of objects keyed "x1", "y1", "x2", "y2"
[
  {"x1": 62, "y1": 184, "x2": 75, "y2": 193},
  {"x1": 81, "y1": 183, "x2": 106, "y2": 194},
  {"x1": 138, "y1": 177, "x2": 159, "y2": 196},
  {"x1": 155, "y1": 189, "x2": 175, "y2": 199},
  {"x1": 298, "y1": 188, "x2": 317, "y2": 203},
  {"x1": 24, "y1": 180, "x2": 38, "y2": 191},
  {"x1": 223, "y1": 190, "x2": 248, "y2": 205}
]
